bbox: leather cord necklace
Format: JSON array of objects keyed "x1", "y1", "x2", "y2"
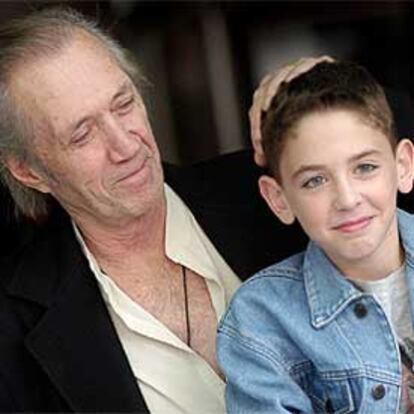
[{"x1": 182, "y1": 265, "x2": 191, "y2": 347}]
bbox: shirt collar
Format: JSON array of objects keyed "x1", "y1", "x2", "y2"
[
  {"x1": 72, "y1": 184, "x2": 222, "y2": 281},
  {"x1": 303, "y1": 241, "x2": 362, "y2": 329},
  {"x1": 164, "y1": 183, "x2": 234, "y2": 286},
  {"x1": 72, "y1": 184, "x2": 238, "y2": 319},
  {"x1": 164, "y1": 184, "x2": 240, "y2": 314}
]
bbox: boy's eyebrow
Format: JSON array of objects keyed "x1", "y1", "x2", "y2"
[
  {"x1": 291, "y1": 149, "x2": 382, "y2": 180},
  {"x1": 291, "y1": 164, "x2": 325, "y2": 181},
  {"x1": 349, "y1": 149, "x2": 382, "y2": 162}
]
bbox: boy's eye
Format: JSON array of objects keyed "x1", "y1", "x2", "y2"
[
  {"x1": 355, "y1": 163, "x2": 378, "y2": 174},
  {"x1": 302, "y1": 175, "x2": 327, "y2": 189}
]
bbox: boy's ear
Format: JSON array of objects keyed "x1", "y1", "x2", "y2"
[
  {"x1": 396, "y1": 138, "x2": 414, "y2": 194},
  {"x1": 6, "y1": 156, "x2": 51, "y2": 194},
  {"x1": 258, "y1": 175, "x2": 295, "y2": 225}
]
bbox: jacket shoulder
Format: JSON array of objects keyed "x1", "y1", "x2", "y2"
[
  {"x1": 241, "y1": 251, "x2": 306, "y2": 291},
  {"x1": 221, "y1": 252, "x2": 306, "y2": 326}
]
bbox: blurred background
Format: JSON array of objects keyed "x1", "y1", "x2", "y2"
[{"x1": 2, "y1": 1, "x2": 413, "y2": 165}]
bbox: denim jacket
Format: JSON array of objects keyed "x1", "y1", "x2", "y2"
[{"x1": 217, "y1": 210, "x2": 414, "y2": 413}]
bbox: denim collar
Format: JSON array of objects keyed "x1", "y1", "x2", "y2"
[{"x1": 304, "y1": 209, "x2": 414, "y2": 329}]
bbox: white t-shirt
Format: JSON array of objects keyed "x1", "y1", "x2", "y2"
[{"x1": 352, "y1": 266, "x2": 414, "y2": 412}]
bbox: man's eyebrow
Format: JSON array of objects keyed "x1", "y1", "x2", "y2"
[
  {"x1": 291, "y1": 149, "x2": 382, "y2": 180},
  {"x1": 111, "y1": 80, "x2": 134, "y2": 102}
]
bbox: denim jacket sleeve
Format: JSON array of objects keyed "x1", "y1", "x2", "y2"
[{"x1": 217, "y1": 322, "x2": 314, "y2": 413}]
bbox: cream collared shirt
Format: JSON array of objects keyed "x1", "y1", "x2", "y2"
[{"x1": 74, "y1": 184, "x2": 240, "y2": 414}]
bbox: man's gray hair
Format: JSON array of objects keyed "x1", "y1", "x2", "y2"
[{"x1": 0, "y1": 7, "x2": 145, "y2": 220}]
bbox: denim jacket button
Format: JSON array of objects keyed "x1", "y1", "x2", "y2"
[
  {"x1": 324, "y1": 398, "x2": 334, "y2": 413},
  {"x1": 371, "y1": 384, "x2": 386, "y2": 400},
  {"x1": 353, "y1": 302, "x2": 368, "y2": 318}
]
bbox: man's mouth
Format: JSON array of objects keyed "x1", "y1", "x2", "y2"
[{"x1": 114, "y1": 156, "x2": 150, "y2": 184}]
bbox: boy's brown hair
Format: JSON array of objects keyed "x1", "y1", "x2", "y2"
[{"x1": 261, "y1": 61, "x2": 397, "y2": 181}]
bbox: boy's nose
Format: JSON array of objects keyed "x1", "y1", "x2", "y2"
[{"x1": 333, "y1": 179, "x2": 362, "y2": 210}]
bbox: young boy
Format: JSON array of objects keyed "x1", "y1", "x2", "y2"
[{"x1": 217, "y1": 61, "x2": 414, "y2": 413}]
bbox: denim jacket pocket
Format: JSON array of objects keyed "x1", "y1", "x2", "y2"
[{"x1": 306, "y1": 377, "x2": 356, "y2": 414}]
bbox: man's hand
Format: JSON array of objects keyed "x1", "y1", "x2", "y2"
[{"x1": 249, "y1": 56, "x2": 334, "y2": 167}]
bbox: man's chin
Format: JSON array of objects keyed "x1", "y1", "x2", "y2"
[{"x1": 115, "y1": 186, "x2": 164, "y2": 215}]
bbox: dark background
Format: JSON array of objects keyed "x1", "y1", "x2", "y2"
[{"x1": 1, "y1": 1, "x2": 413, "y2": 165}]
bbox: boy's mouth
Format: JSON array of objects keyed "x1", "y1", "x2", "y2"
[{"x1": 332, "y1": 216, "x2": 373, "y2": 233}]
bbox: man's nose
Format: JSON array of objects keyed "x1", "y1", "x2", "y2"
[
  {"x1": 101, "y1": 115, "x2": 140, "y2": 163},
  {"x1": 333, "y1": 177, "x2": 362, "y2": 210}
]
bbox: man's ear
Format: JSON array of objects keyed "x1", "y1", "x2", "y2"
[
  {"x1": 258, "y1": 175, "x2": 295, "y2": 225},
  {"x1": 396, "y1": 138, "x2": 414, "y2": 194},
  {"x1": 6, "y1": 156, "x2": 51, "y2": 194}
]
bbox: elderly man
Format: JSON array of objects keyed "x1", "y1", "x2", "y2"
[{"x1": 0, "y1": 7, "x2": 303, "y2": 413}]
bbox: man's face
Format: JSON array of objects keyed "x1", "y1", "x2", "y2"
[
  {"x1": 260, "y1": 109, "x2": 413, "y2": 277},
  {"x1": 10, "y1": 33, "x2": 164, "y2": 226}
]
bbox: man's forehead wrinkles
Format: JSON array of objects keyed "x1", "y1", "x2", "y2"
[{"x1": 8, "y1": 36, "x2": 139, "y2": 150}]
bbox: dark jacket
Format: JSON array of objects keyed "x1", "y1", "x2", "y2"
[{"x1": 0, "y1": 151, "x2": 306, "y2": 412}]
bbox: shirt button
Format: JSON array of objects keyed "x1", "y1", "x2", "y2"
[
  {"x1": 371, "y1": 384, "x2": 386, "y2": 400},
  {"x1": 353, "y1": 302, "x2": 368, "y2": 318}
]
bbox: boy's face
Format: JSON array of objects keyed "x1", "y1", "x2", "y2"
[{"x1": 259, "y1": 109, "x2": 414, "y2": 277}]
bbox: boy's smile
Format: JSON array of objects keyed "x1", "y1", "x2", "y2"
[
  {"x1": 332, "y1": 215, "x2": 373, "y2": 234},
  {"x1": 260, "y1": 109, "x2": 414, "y2": 280}
]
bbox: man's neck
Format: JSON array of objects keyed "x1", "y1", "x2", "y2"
[{"x1": 74, "y1": 197, "x2": 167, "y2": 271}]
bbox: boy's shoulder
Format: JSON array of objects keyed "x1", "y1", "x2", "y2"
[
  {"x1": 247, "y1": 251, "x2": 306, "y2": 285},
  {"x1": 225, "y1": 251, "x2": 307, "y2": 315},
  {"x1": 219, "y1": 251, "x2": 310, "y2": 341}
]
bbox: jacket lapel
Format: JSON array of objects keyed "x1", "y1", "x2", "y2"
[{"x1": 8, "y1": 213, "x2": 149, "y2": 412}]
